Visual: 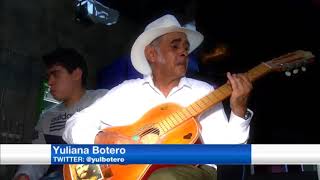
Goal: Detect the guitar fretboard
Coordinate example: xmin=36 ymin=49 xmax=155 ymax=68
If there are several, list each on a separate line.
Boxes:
xmin=153 ymin=63 xmax=272 ymax=136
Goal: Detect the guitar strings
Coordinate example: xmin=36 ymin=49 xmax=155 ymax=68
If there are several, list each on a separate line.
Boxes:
xmin=135 ymin=109 xmax=193 ymax=139
xmin=134 ymin=65 xmax=262 ymax=140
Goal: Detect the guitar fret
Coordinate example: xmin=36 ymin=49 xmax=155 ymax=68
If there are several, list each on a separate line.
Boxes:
xmin=249 ymin=65 xmax=267 ymax=80
xmin=160 ymin=122 xmax=169 ymax=132
xmin=190 ymin=104 xmax=201 ymax=114
xmin=197 ymin=99 xmax=207 ymax=108
xmin=220 ymin=85 xmax=231 ymax=95
xmin=201 ymin=96 xmax=211 ymax=105
xmin=176 ymin=111 xmax=184 ymax=121
xmin=154 ymin=124 xmax=165 ymax=135
xmin=225 ymin=84 xmax=232 ymax=91
xmin=172 ymin=112 xmax=183 ymax=122
xmin=206 ymin=93 xmax=217 ymax=102
xmin=195 ymin=102 xmax=204 ymax=111
xmin=162 ymin=119 xmax=172 ymax=129
xmin=170 ymin=114 xmax=181 ymax=125
xmin=168 ymin=115 xmax=179 ymax=125
xmin=158 ymin=121 xmax=168 ymax=132
xmin=257 ymin=65 xmax=268 ymax=72
xmin=182 ymin=108 xmax=192 ymax=118
xmin=262 ymin=65 xmax=271 ymax=72
xmin=176 ymin=110 xmax=186 ymax=120
xmin=194 ymin=102 xmax=203 ymax=110
xmin=216 ymin=88 xmax=227 ymax=97
xmin=198 ymin=99 xmax=209 ymax=110
xmin=213 ymin=90 xmax=224 ymax=100
xmin=186 ymin=105 xmax=197 ymax=116
xmin=248 ymin=69 xmax=261 ymax=81
xmin=254 ymin=66 xmax=264 ymax=74
xmin=247 ymin=70 xmax=256 ymax=80
xmin=166 ymin=117 xmax=175 ymax=128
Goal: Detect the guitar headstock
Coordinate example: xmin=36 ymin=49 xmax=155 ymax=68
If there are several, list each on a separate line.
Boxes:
xmin=264 ymin=50 xmax=315 ymax=76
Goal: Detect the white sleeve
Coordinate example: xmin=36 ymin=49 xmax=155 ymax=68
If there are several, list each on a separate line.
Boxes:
xmin=63 ymin=82 xmax=133 ymax=144
xmin=63 ymin=91 xmax=113 ymax=144
xmin=227 ymin=109 xmax=253 ymax=144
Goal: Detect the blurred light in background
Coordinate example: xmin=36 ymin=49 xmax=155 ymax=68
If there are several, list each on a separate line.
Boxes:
xmin=75 ymin=0 xmax=119 ymax=26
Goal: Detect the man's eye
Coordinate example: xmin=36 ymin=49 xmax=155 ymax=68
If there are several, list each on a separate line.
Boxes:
xmin=172 ymin=45 xmax=178 ymax=49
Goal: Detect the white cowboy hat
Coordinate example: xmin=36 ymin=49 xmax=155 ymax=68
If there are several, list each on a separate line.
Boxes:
xmin=130 ymin=14 xmax=204 ymax=75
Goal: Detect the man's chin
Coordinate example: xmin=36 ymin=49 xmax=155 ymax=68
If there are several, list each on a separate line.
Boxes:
xmin=177 ymin=69 xmax=187 ymax=77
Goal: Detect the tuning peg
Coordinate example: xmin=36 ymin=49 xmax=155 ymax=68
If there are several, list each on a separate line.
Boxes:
xmin=301 ymin=66 xmax=306 ymax=72
xmin=293 ymin=69 xmax=299 ymax=74
xmin=285 ymin=71 xmax=292 ymax=77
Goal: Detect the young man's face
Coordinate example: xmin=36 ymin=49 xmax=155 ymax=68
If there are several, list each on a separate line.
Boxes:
xmin=46 ymin=65 xmax=77 ymax=101
xmin=153 ymin=32 xmax=190 ymax=79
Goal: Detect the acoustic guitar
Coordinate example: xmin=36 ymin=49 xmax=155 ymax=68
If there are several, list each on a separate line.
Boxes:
xmin=63 ymin=50 xmax=315 ymax=180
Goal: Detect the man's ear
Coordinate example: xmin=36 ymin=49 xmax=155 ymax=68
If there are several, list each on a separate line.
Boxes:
xmin=72 ymin=68 xmax=83 ymax=81
xmin=145 ymin=45 xmax=157 ymax=63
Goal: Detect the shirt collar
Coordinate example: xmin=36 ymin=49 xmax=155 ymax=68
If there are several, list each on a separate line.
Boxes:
xmin=142 ymin=75 xmax=192 ymax=89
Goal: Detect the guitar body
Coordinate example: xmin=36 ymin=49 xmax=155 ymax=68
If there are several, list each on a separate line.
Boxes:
xmin=63 ymin=103 xmax=201 ymax=180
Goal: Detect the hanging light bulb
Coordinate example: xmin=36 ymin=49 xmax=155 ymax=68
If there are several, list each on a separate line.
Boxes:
xmin=285 ymin=71 xmax=292 ymax=77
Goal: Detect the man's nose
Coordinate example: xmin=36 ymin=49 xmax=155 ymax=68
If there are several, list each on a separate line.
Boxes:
xmin=180 ymin=48 xmax=188 ymax=57
xmin=47 ymin=76 xmax=54 ymax=86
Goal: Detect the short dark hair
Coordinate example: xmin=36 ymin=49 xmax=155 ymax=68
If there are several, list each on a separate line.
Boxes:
xmin=42 ymin=48 xmax=88 ymax=87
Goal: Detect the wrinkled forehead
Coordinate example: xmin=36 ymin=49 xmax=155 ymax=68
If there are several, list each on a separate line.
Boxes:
xmin=162 ymin=31 xmax=188 ymax=41
xmin=166 ymin=32 xmax=190 ymax=46
xmin=158 ymin=32 xmax=190 ymax=47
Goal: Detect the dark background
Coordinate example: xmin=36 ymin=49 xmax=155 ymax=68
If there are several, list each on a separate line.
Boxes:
xmin=107 ymin=0 xmax=320 ymax=144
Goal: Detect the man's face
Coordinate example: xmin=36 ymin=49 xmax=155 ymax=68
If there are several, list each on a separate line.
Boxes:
xmin=46 ymin=65 xmax=75 ymax=101
xmin=153 ymin=32 xmax=190 ymax=79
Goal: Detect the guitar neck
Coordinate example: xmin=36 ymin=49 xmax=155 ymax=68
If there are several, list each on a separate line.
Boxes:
xmin=154 ymin=63 xmax=273 ymax=135
xmin=183 ymin=62 xmax=272 ymax=118
xmin=155 ymin=63 xmax=272 ymax=135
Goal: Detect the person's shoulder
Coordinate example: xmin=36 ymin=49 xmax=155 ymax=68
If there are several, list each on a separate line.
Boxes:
xmin=121 ymin=78 xmax=144 ymax=86
xmin=37 ymin=103 xmax=62 ymax=125
xmin=96 ymin=78 xmax=143 ymax=97
xmin=41 ymin=103 xmax=62 ymax=114
xmin=110 ymin=78 xmax=143 ymax=91
xmin=185 ymin=77 xmax=214 ymax=91
xmin=86 ymin=89 xmax=109 ymax=98
xmin=79 ymin=89 xmax=109 ymax=106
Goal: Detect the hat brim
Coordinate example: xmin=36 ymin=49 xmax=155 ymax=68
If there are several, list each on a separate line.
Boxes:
xmin=131 ymin=26 xmax=204 ymax=75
